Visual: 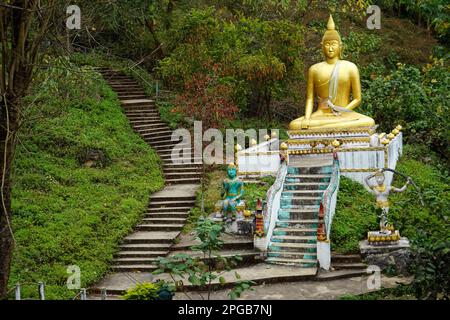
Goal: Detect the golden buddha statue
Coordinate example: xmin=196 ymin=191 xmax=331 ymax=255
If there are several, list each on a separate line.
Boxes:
xmin=289 ymin=15 xmax=375 ymax=130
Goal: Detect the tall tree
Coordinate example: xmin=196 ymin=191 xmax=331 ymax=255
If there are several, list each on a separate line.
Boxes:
xmin=0 ymin=0 xmax=58 ymax=299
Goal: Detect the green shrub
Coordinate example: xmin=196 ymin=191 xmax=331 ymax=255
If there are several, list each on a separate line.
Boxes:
xmin=122 ymin=281 xmax=174 ymax=300
xmin=361 ymin=59 xmax=450 ymax=162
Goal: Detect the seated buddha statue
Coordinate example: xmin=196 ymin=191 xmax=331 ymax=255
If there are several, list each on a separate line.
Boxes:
xmin=289 ymin=15 xmax=375 ymax=130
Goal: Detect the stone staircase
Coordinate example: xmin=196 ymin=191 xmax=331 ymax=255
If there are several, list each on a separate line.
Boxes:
xmin=266 ymin=157 xmax=334 ymax=267
xmin=96 ymin=68 xmax=202 ymax=274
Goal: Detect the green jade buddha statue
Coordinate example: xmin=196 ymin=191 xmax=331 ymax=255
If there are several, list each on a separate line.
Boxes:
xmin=221 ymin=163 xmax=244 ymax=222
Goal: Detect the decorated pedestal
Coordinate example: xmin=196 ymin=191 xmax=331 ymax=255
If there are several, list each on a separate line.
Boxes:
xmin=212 ymin=201 xmax=254 ymax=235
xmin=287 ymin=125 xmax=403 ymax=188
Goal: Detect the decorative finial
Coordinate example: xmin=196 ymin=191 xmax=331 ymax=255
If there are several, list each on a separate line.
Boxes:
xmin=280 ymin=142 xmax=288 ymax=150
xmin=327 ymin=15 xmax=336 ymax=30
xmin=322 ymin=14 xmax=341 ymax=44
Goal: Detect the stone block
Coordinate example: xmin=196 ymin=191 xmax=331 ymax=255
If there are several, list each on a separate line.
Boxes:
xmin=359 ymin=238 xmax=411 ymax=275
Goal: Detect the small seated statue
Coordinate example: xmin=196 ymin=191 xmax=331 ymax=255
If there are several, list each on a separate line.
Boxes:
xmin=220 ymin=163 xmax=244 ymax=222
xmin=289 ymin=15 xmax=375 ymax=130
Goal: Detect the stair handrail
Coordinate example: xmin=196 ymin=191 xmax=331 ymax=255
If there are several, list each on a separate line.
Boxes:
xmin=320 ymin=154 xmax=340 ymax=241
xmin=263 ymin=161 xmax=288 ymax=246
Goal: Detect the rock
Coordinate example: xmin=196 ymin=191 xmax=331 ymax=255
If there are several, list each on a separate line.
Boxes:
xmin=359 ymin=238 xmax=412 ymax=275
xmin=77 ymin=148 xmax=110 ymax=168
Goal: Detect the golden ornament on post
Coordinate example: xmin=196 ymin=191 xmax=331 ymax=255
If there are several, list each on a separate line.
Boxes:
xmin=264 ymin=134 xmax=270 ymax=141
xmin=331 ymin=139 xmax=340 ymax=148
xmin=392 ymin=128 xmax=399 ymax=135
xmin=280 ymin=142 xmax=288 ymax=150
xmin=235 ymin=144 xmax=242 ymax=152
xmin=396 ymin=125 xmax=402 ymax=131
xmin=387 ymin=133 xmax=395 ymax=140
xmin=250 ymin=138 xmax=257 ymax=147
xmin=381 ymin=138 xmax=390 ymax=145
xmin=271 ymin=131 xmax=277 ymax=138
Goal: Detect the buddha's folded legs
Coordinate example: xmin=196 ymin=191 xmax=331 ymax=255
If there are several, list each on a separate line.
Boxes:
xmin=289 ymin=112 xmax=375 ymax=130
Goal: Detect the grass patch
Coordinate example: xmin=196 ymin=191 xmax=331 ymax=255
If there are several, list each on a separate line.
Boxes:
xmin=9 ymin=56 xmax=164 ymax=299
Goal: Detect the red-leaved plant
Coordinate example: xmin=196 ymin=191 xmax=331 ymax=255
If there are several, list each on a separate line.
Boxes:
xmin=175 ymin=64 xmax=238 ymax=128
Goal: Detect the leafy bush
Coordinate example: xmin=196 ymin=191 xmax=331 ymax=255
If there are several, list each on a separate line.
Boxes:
xmin=122 ymin=281 xmax=174 ymax=300
xmin=410 ymin=231 xmax=450 ymax=300
xmin=156 ymin=7 xmax=305 ymax=118
xmin=361 ymin=58 xmax=450 ymax=162
xmin=9 ymin=56 xmax=164 ymax=299
xmin=154 ymin=217 xmax=254 ymax=300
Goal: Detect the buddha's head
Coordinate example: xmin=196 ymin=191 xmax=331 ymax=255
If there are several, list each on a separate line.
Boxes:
xmin=321 ymin=15 xmax=343 ymax=60
xmin=227 ymin=163 xmax=237 ymax=179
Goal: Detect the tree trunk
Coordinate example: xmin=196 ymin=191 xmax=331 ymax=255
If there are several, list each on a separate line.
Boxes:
xmin=0 ymin=99 xmax=17 ymax=300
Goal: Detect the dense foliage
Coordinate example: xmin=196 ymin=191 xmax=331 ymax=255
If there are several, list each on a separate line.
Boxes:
xmin=9 ymin=58 xmax=164 ymax=299
xmin=361 ymin=58 xmax=450 ymax=162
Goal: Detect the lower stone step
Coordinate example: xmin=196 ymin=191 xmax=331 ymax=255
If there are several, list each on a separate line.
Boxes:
xmin=147 ymin=206 xmax=192 ymax=213
xmin=145 ymin=212 xmax=189 ymax=219
xmin=141 ymin=217 xmax=187 ymax=224
xmin=112 ymin=265 xmax=157 ymax=272
xmin=271 ymin=235 xmax=316 ymax=243
xmin=113 ymin=257 xmax=158 ymax=265
xmin=165 ymin=177 xmax=202 ymax=184
xmin=272 ymin=228 xmax=317 ymax=236
xmin=332 ymin=263 xmax=368 ymax=270
xmin=135 ymin=224 xmax=184 ymax=231
xmin=266 ymin=257 xmax=317 ymax=267
xmin=119 ymin=243 xmax=171 ymax=251
xmin=115 ymin=251 xmax=168 ymax=258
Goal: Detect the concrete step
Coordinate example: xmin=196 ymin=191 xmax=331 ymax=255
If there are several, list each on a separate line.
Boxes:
xmin=141 ymin=217 xmax=187 ymax=224
xmin=163 ymin=162 xmax=203 ymax=169
xmin=266 ymin=257 xmax=317 ymax=267
xmin=276 ymin=219 xmax=320 ymax=225
xmin=165 ymin=177 xmax=202 ymax=184
xmin=147 ymin=206 xmax=192 ymax=213
xmin=121 ymin=99 xmax=155 ymax=105
xmin=136 ymin=224 xmax=184 ymax=231
xmin=116 ymin=251 xmax=168 ymax=258
xmin=269 ymin=242 xmax=317 ymax=250
xmin=267 ymin=251 xmax=318 ymax=260
xmin=145 ymin=212 xmax=189 ymax=218
xmin=132 ymin=123 xmax=168 ymax=129
xmin=285 ymin=174 xmax=331 ymax=183
xmin=164 ymin=172 xmax=202 ymax=179
xmin=331 ymin=254 xmax=362 ymax=264
xmin=109 ymin=81 xmax=139 ymax=86
xmin=150 ymin=194 xmax=196 ymax=202
xmin=135 ymin=128 xmax=171 ymax=136
xmin=281 ymin=197 xmax=322 ymax=206
xmin=332 ymin=263 xmax=367 ymax=270
xmin=148 ymin=200 xmax=195 ymax=208
xmin=123 ymin=231 xmax=179 ymax=244
xmin=283 ymin=182 xmax=329 ymax=190
xmin=118 ymin=95 xmax=147 ymax=100
xmin=271 ymin=235 xmax=317 ymax=243
xmin=112 ymin=265 xmax=157 ymax=272
xmin=140 ymin=132 xmax=174 ymax=140
xmin=113 ymin=257 xmax=158 ymax=265
xmin=281 ymin=190 xmax=325 ymax=196
xmin=122 ymin=105 xmax=155 ymax=112
xmin=119 ymin=243 xmax=171 ymax=251
xmin=278 ymin=209 xmax=318 ymax=220
xmin=163 ymin=166 xmax=202 ymax=173
xmin=272 ymin=228 xmax=317 ymax=236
